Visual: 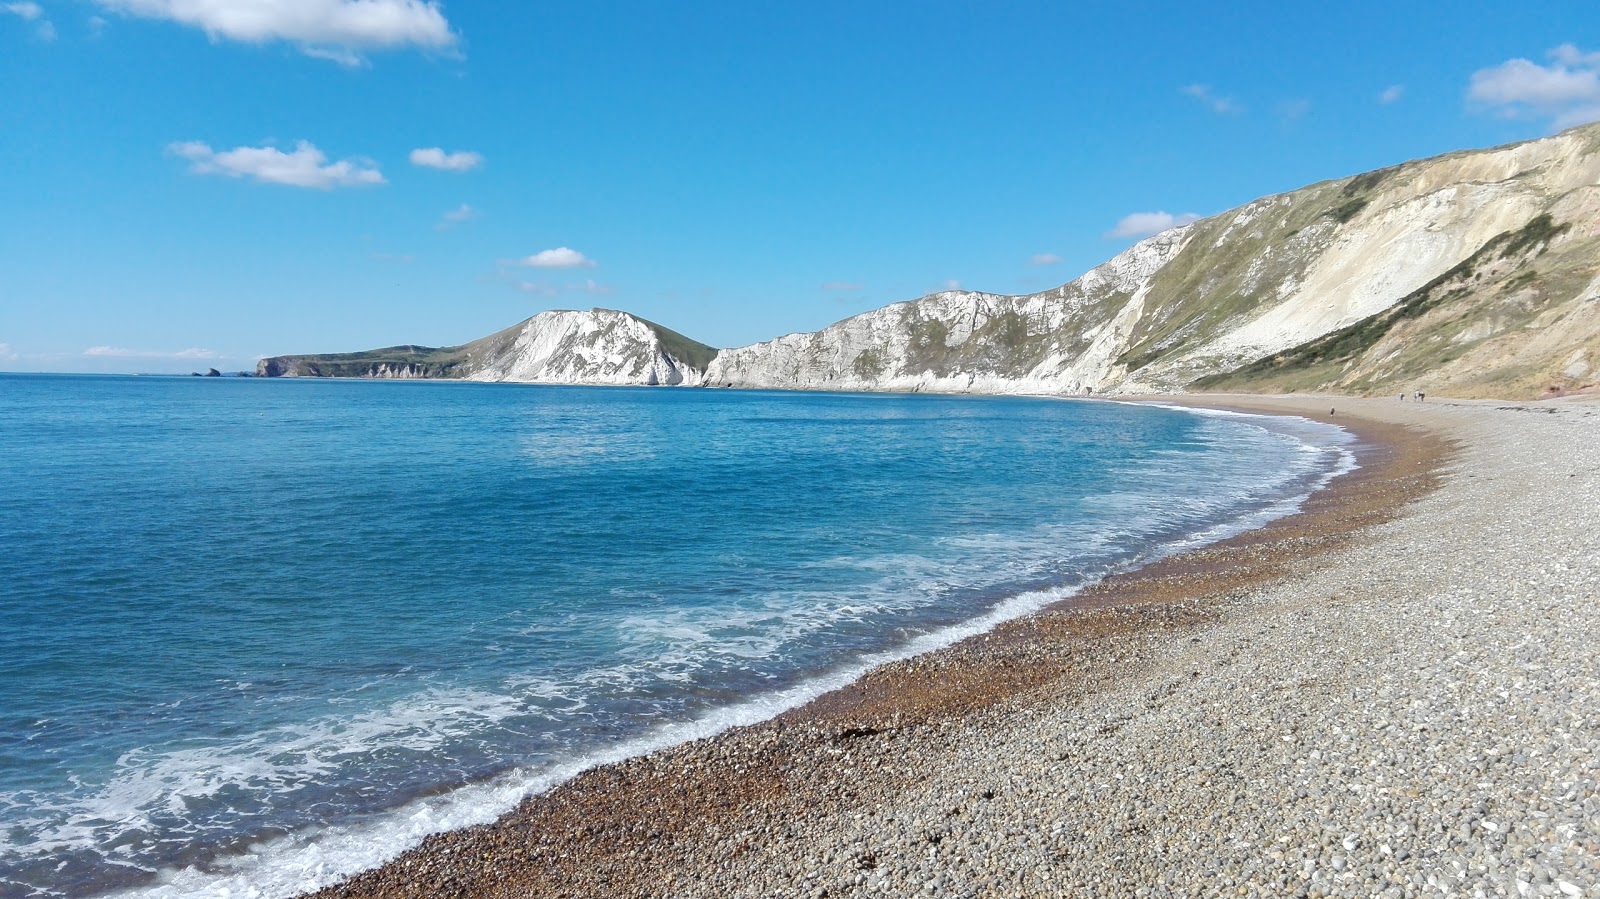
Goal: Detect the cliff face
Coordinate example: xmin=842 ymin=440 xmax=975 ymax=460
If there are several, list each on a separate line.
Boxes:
xmin=462 ymin=309 xmax=716 ymax=386
xmin=254 ymin=346 xmax=466 ymax=379
xmin=259 ymin=123 xmax=1600 ymax=399
xmin=706 ymin=122 xmax=1600 ymax=398
xmin=702 ymin=231 xmax=1188 ymax=394
xmin=256 ymin=309 xmax=716 ymax=387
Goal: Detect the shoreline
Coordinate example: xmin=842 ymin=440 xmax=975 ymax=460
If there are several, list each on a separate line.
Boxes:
xmin=303 ymin=394 xmax=1497 ymax=899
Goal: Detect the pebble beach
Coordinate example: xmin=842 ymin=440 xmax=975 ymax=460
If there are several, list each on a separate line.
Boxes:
xmin=307 ymin=394 xmax=1599 ymax=899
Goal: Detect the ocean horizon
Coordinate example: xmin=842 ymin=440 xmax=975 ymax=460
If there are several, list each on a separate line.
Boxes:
xmin=0 ymin=375 xmax=1353 ymax=899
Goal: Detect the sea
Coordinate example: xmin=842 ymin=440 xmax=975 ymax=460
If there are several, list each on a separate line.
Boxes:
xmin=0 ymin=374 xmax=1355 ymax=898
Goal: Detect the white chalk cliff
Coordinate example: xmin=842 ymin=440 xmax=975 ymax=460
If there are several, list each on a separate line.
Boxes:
xmin=257 ymin=309 xmax=716 ymax=386
xmin=260 ymin=122 xmax=1600 ymax=399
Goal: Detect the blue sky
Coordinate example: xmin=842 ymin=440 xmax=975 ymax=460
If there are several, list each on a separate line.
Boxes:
xmin=3 ymin=1 xmax=1598 ymax=373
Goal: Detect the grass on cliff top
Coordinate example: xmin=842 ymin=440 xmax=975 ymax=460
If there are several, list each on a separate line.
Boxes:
xmin=634 ymin=315 xmax=720 ymax=371
xmin=267 ymin=344 xmax=475 ymax=377
xmin=1190 ymin=214 xmax=1570 ymax=392
xmin=1115 ymin=161 xmax=1416 ymax=375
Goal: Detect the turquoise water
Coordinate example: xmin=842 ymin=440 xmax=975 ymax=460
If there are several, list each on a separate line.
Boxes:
xmin=0 ymin=375 xmax=1352 ymax=898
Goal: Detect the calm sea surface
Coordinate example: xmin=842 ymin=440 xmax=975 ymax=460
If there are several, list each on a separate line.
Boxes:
xmin=0 ymin=375 xmax=1353 ymax=898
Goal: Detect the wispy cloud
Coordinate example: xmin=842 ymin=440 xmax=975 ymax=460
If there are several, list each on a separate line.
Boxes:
xmin=436 ymin=202 xmax=476 ymax=229
xmin=1469 ymin=44 xmax=1600 ymax=130
xmin=369 ymin=252 xmax=413 ymax=263
xmin=1380 ymin=84 xmax=1405 ymax=105
xmin=1181 ymin=83 xmax=1240 ymax=115
xmin=942 ymin=279 xmax=961 ymax=291
xmin=513 ymin=278 xmax=611 ymax=297
xmin=822 ymin=281 xmax=864 ymax=290
xmin=1276 ymin=98 xmax=1310 ymax=122
xmin=1028 ymin=253 xmax=1062 ymax=265
xmin=518 ymin=278 xmax=563 ymax=295
xmin=94 ymin=0 xmax=457 ymax=64
xmin=410 ymin=147 xmax=483 ymax=171
xmin=169 ymin=140 xmax=385 ymax=189
xmin=84 ymin=345 xmax=221 ymax=359
xmin=514 ymin=280 xmax=557 ymax=297
xmin=4 ymin=1 xmax=56 ymax=39
xmin=1107 ymin=211 xmax=1201 ymax=240
xmin=0 ymin=342 xmax=16 ymax=361
xmin=517 ymin=247 xmax=597 ymax=268
xmin=301 ymin=44 xmax=364 ymax=66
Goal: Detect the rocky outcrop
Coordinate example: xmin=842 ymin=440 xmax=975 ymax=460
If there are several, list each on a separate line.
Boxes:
xmin=705 ymin=121 xmax=1600 ymax=398
xmin=463 ymin=309 xmax=715 ymax=386
xmin=259 ymin=123 xmax=1600 ymax=399
xmin=702 ymin=229 xmax=1189 ymax=394
xmin=256 ymin=310 xmax=716 ymax=387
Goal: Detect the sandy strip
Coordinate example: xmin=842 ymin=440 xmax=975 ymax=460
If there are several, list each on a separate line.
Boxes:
xmin=305 ymin=394 xmax=1599 ymax=899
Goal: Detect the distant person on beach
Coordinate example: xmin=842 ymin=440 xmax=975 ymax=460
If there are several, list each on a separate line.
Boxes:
xmin=1399 ymin=393 xmax=1406 ymax=401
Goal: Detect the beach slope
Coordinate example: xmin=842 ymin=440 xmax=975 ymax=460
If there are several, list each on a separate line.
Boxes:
xmin=308 ymin=395 xmax=1599 ymax=898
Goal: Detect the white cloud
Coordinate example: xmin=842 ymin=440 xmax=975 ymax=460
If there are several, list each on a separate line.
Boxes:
xmin=410 ymin=147 xmax=483 ymax=171
xmin=1469 ymin=45 xmax=1600 ymax=130
xmin=1181 ymin=83 xmax=1240 ymax=114
xmin=1380 ymin=84 xmax=1405 ymax=104
xmin=1552 ymin=44 xmax=1600 ymax=67
xmin=822 ymin=281 xmax=864 ymax=290
xmin=5 ymin=2 xmax=54 ymax=39
xmin=169 ymin=140 xmax=385 ymax=189
xmin=580 ymin=279 xmax=612 ymax=296
xmin=436 ymin=202 xmax=476 ymax=229
xmin=942 ymin=279 xmax=961 ymax=291
xmin=95 ymin=0 xmax=456 ymax=63
xmin=1028 ymin=253 xmax=1062 ymax=265
xmin=0 ymin=342 xmax=15 ymax=361
xmin=518 ymin=247 xmax=596 ymax=268
xmin=1107 ymin=211 xmax=1201 ymax=240
xmin=84 ymin=346 xmax=221 ymax=359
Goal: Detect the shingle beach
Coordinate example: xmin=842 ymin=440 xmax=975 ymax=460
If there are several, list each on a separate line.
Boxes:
xmin=308 ymin=394 xmax=1599 ymax=899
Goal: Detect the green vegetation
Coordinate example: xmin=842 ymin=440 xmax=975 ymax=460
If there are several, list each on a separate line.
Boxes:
xmin=633 ymin=314 xmax=720 ymax=371
xmin=259 ymin=344 xmax=473 ymax=378
xmin=978 ymin=309 xmax=1031 ymax=349
xmin=1316 ymin=164 xmax=1397 ymax=227
xmin=261 ymin=309 xmax=722 ymax=380
xmin=1503 ymin=270 xmax=1539 ymax=291
xmin=901 ymin=313 xmax=953 ymax=373
xmin=1502 ymin=213 xmax=1570 ymax=257
xmin=852 ymin=347 xmax=885 ymax=379
xmin=1110 ymin=186 xmax=1365 ymax=373
xmin=1341 ymin=165 xmax=1397 ymax=198
xmin=1191 ymin=214 xmax=1570 ymax=391
xmin=1326 ymin=198 xmax=1368 ymax=224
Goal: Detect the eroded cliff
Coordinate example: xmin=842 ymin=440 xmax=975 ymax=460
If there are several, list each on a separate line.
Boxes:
xmin=259 ymin=123 xmax=1600 ymax=399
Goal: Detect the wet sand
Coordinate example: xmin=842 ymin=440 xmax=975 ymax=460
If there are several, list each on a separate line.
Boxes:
xmin=303 ymin=394 xmax=1598 ymax=898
